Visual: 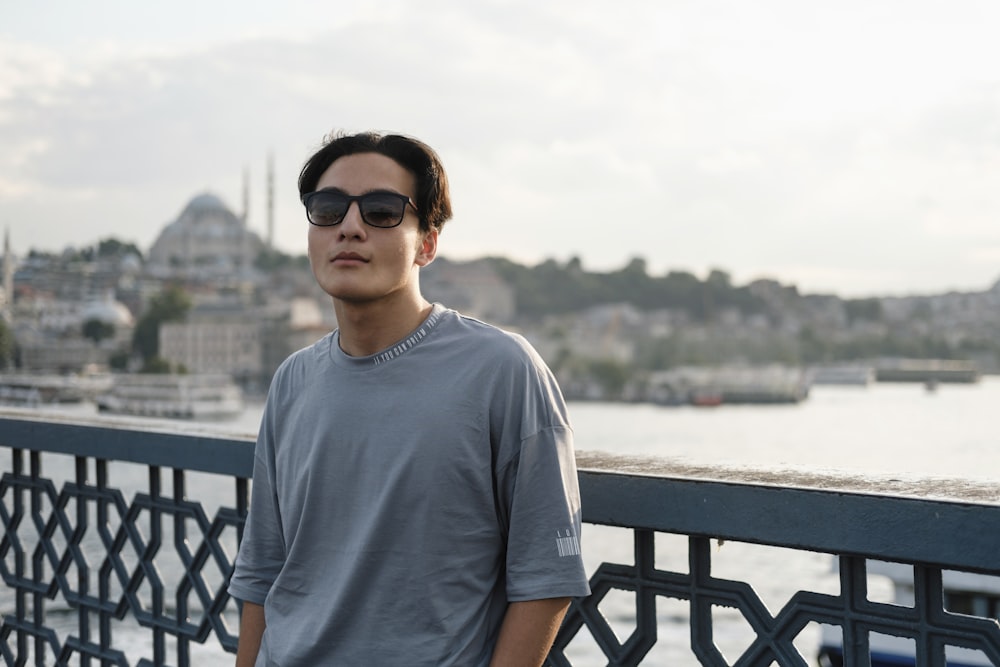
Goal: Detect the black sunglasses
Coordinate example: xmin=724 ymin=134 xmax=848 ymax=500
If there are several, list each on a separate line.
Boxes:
xmin=301 ymin=190 xmax=418 ymax=229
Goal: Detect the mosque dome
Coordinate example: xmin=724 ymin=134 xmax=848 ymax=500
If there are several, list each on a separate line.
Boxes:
xmin=147 ymin=191 xmax=264 ymax=277
xmin=80 ymin=295 xmax=135 ymax=327
xmin=185 ymin=193 xmax=230 ymax=213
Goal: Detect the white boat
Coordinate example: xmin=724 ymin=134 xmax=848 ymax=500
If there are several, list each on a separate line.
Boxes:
xmin=645 ymin=365 xmax=810 ymax=406
xmin=0 ymin=373 xmax=113 ymax=406
xmin=0 ymin=383 xmax=44 ymax=407
xmin=95 ymin=374 xmax=244 ymax=420
xmin=818 ymin=560 xmax=1000 ymax=666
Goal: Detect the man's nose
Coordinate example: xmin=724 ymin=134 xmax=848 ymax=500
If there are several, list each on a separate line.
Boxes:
xmin=339 ymin=201 xmax=367 ymax=237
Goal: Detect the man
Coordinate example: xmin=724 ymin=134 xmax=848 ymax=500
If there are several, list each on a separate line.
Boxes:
xmin=228 ymin=131 xmax=590 ymax=666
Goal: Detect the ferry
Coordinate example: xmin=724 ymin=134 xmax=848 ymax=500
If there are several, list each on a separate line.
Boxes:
xmin=874 ymin=359 xmax=981 ymax=384
xmin=646 ymin=365 xmax=810 ymax=406
xmin=95 ymin=374 xmax=244 ymax=420
xmin=0 ymin=373 xmax=113 ymax=406
xmin=818 ymin=560 xmax=1000 ymax=666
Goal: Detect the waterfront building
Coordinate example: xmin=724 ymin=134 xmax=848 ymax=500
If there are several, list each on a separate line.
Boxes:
xmin=159 ymin=301 xmax=263 ymax=388
xmin=159 ymin=296 xmax=332 ymax=392
xmin=12 ymin=292 xmax=134 ymax=372
xmin=422 ymin=258 xmax=516 ymax=324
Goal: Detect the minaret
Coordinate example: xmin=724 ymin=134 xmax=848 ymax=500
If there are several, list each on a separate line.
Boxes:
xmin=242 ymin=165 xmax=250 ymax=226
xmin=3 ymin=227 xmax=14 ymax=316
xmin=241 ymin=166 xmax=250 ymax=273
xmin=267 ymin=152 xmax=275 ymax=249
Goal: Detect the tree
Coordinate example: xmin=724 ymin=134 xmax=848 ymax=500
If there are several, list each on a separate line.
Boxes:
xmin=140 ymin=356 xmax=173 ymax=374
xmin=484 ymin=255 xmax=770 ymax=320
xmin=139 ymin=357 xmax=189 ymax=374
xmin=706 ymin=268 xmax=732 ymax=288
xmin=0 ymin=318 xmax=14 ymax=369
xmin=82 ymin=318 xmax=115 ymax=345
xmin=96 ymin=237 xmax=143 ymax=260
xmin=255 ymin=248 xmax=310 ymax=271
xmin=131 ymin=286 xmax=191 ymax=364
xmin=108 ymin=350 xmax=130 ymax=371
xmin=844 ymin=298 xmax=883 ymax=324
xmin=586 ymin=358 xmax=631 ymax=400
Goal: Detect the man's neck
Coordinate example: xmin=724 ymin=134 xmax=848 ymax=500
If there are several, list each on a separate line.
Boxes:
xmin=333 ymin=294 xmax=434 ymax=358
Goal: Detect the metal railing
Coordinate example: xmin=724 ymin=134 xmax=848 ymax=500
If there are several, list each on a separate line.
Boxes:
xmin=1 ymin=412 xmax=999 ymax=666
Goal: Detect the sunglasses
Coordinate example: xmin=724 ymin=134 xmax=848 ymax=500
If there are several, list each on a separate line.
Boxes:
xmin=301 ymin=190 xmax=418 ymax=229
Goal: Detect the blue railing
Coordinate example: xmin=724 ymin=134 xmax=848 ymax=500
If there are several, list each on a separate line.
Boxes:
xmin=1 ymin=412 xmax=999 ymax=666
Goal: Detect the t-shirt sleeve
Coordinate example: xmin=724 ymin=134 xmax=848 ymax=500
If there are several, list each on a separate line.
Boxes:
xmin=497 ymin=425 xmax=591 ymax=601
xmin=228 ymin=400 xmax=286 ymax=606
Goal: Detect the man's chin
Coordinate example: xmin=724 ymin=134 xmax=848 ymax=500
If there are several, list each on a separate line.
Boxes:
xmin=317 ymin=278 xmax=370 ymax=301
xmin=324 ymin=288 xmax=379 ymax=304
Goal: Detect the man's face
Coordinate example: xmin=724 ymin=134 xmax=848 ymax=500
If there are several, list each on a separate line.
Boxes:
xmin=307 ymin=152 xmax=437 ymax=305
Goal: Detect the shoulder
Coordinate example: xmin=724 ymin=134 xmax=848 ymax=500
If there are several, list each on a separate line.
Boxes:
xmin=434 ymin=308 xmax=544 ymax=367
xmin=268 ymin=332 xmax=333 ymax=394
xmin=431 ymin=310 xmax=560 ymax=405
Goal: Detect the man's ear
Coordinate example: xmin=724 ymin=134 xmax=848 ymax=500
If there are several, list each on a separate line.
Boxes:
xmin=415 ymin=228 xmax=438 ymax=267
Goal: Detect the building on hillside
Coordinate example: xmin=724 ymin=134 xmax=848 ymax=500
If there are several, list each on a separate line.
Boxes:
xmin=422 ymin=258 xmax=516 ymax=324
xmin=159 ymin=301 xmax=263 ymax=389
xmin=13 ymin=292 xmax=135 ymax=372
xmin=159 ymin=297 xmax=333 ymax=393
xmin=12 ymin=250 xmax=142 ymax=305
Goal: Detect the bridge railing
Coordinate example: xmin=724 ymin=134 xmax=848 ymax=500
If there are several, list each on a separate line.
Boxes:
xmin=1 ymin=412 xmax=999 ymax=666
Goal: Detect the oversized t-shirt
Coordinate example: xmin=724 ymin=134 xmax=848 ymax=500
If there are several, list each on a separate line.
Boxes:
xmin=228 ymin=304 xmax=590 ymax=666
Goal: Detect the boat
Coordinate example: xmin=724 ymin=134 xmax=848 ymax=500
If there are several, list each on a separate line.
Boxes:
xmin=0 ymin=383 xmax=44 ymax=407
xmin=645 ymin=365 xmax=810 ymax=406
xmin=689 ymin=388 xmax=724 ymax=407
xmin=0 ymin=373 xmax=112 ymax=406
xmin=95 ymin=374 xmax=244 ymax=420
xmin=818 ymin=560 xmax=1000 ymax=666
xmin=874 ymin=359 xmax=981 ymax=384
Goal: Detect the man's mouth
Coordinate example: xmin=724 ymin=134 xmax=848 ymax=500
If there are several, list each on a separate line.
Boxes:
xmin=333 ymin=252 xmax=368 ymax=263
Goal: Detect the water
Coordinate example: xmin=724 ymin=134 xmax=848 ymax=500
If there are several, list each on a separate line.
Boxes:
xmin=2 ymin=378 xmax=997 ymax=664
xmin=571 ymin=378 xmax=997 ymax=482
xmin=563 ymin=379 xmax=999 ymax=664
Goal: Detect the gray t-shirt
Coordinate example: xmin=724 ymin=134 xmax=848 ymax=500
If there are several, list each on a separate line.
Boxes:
xmin=228 ymin=304 xmax=590 ymax=666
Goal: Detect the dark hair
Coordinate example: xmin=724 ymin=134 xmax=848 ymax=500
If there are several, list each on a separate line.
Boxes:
xmin=298 ymin=131 xmax=453 ymax=232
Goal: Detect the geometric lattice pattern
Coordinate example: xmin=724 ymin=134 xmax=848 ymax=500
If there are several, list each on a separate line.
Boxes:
xmin=5 ymin=442 xmax=1000 ymax=666
xmin=0 ymin=448 xmax=247 ymax=667
xmin=547 ymin=530 xmax=1000 ymax=666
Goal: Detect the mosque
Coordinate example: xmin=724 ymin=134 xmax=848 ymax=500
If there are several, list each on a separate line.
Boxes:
xmin=0 ymin=159 xmax=291 ymax=375
xmin=147 ymin=156 xmax=275 ymax=281
xmin=146 ymin=192 xmax=265 ymax=281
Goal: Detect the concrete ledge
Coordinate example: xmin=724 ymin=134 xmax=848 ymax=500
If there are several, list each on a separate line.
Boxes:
xmin=576 ymin=449 xmax=1000 ymax=505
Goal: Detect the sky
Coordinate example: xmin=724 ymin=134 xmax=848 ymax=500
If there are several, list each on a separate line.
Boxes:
xmin=2 ymin=0 xmax=999 ymax=297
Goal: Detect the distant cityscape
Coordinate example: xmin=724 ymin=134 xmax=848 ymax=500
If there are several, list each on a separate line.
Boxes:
xmin=1 ymin=189 xmax=998 ymax=403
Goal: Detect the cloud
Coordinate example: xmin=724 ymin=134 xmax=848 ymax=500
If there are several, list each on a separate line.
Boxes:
xmin=2 ymin=0 xmax=1000 ymax=297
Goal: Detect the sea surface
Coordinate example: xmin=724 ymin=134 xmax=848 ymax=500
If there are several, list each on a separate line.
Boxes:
xmin=2 ymin=378 xmax=998 ymax=665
